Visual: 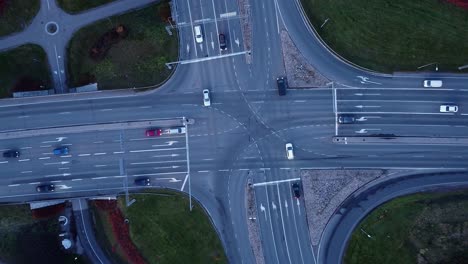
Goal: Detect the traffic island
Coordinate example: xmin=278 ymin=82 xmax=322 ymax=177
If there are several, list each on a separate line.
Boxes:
xmin=333 ymin=136 xmax=468 ymax=145
xmin=246 ymin=179 xmax=265 ymax=264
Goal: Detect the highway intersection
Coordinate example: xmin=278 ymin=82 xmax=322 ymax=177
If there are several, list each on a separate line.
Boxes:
xmin=0 ymin=0 xmax=468 ymax=263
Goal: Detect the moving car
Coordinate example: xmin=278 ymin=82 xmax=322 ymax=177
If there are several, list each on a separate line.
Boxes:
xmin=166 ymin=127 xmax=186 ymax=134
xmin=3 ymin=150 xmax=20 ymax=158
xmin=53 ymin=146 xmax=69 ymax=155
xmin=194 ymin=25 xmax=203 ymax=43
xmin=146 ymin=128 xmax=162 ymax=137
xmin=423 ymin=79 xmax=443 ymax=88
xmin=291 ymin=182 xmax=301 ymax=199
xmin=203 ymin=89 xmax=211 ymax=106
xmin=219 ymin=33 xmax=227 ymax=50
xmin=440 ymin=104 xmax=458 ymax=113
xmin=285 ymin=143 xmax=294 ymax=160
xmin=134 ymin=177 xmax=151 ymax=186
xmin=338 ymin=115 xmax=355 ymax=124
xmin=277 ymin=76 xmax=287 ymax=96
xmin=36 ymin=184 xmax=55 ymax=193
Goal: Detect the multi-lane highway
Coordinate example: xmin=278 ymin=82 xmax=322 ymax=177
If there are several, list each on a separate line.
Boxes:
xmin=0 ymin=0 xmax=467 ymax=263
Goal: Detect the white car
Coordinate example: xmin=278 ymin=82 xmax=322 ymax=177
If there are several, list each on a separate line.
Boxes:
xmin=194 ymin=25 xmax=203 ymax=43
xmin=423 ymin=80 xmax=442 ymax=88
xmin=285 ymin=143 xmax=294 ymax=160
xmin=440 ymin=104 xmax=458 ymax=113
xmin=203 ymin=89 xmax=211 ymax=106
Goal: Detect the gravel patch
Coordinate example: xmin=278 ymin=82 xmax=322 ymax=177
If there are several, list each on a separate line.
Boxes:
xmin=238 ymin=0 xmax=252 ymax=64
xmin=301 ymin=169 xmax=387 ymax=246
xmin=245 ymin=181 xmax=265 ymax=264
xmin=280 ymin=30 xmax=330 ymax=88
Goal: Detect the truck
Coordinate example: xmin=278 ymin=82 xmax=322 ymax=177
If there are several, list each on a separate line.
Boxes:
xmin=164 ymin=127 xmax=186 ymax=135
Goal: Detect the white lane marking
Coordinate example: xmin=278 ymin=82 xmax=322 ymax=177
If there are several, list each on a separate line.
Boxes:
xmin=152 ymin=154 xmax=180 ymax=158
xmin=59 ymin=168 xmax=70 ymax=170
xmin=21 ymin=171 xmax=33 ymax=174
xmin=133 ymin=171 xmax=187 ymax=177
xmin=20 ymin=147 xmax=32 ymax=150
xmin=93 ymin=141 xmax=104 ymax=144
xmin=8 ymin=184 xmax=20 ymax=187
xmin=294 ymin=100 xmax=306 ymax=103
xmin=42 ymin=153 xmax=54 ymax=155
xmin=39 ymin=157 xmax=50 ymax=160
xmin=198 ymin=170 xmax=209 ymax=173
xmin=253 ymin=178 xmax=301 ymax=187
xmin=59 ymin=112 xmax=71 ymax=115
xmin=95 ymin=165 xmax=107 ymax=168
xmin=99 ymin=109 xmax=112 ymax=112
xmin=0 ymin=161 xmax=8 ymax=164
xmin=238 ymin=168 xmax=249 ymax=171
xmin=130 ymin=160 xmax=186 ymax=165
xmin=60 ymin=155 xmax=72 ymax=158
xmin=218 ymin=169 xmax=229 ymax=172
xmin=203 ymin=158 xmax=214 ymax=161
xmin=276 ymin=184 xmax=292 ymax=264
xmin=45 ymin=173 xmax=71 ymax=177
xmin=40 ymin=145 xmax=52 ymax=148
xmin=18 ymin=115 xmax=30 ymax=119
xmin=92 ymin=177 xmax=108 ymax=180
xmin=181 ymin=174 xmax=189 ymax=191
xmin=130 ymin=147 xmax=186 ymax=153
xmin=94 ymin=153 xmax=106 ymax=156
xmin=280 ymin=168 xmax=291 ymax=170
xmin=29 ymin=182 xmax=40 ymax=185
xmin=113 ymin=176 xmax=126 ymax=178
xmin=44 ymin=161 xmax=69 ymax=165
xmin=154 ymin=166 xmax=180 ymax=169
xmin=340 ymin=111 xmax=453 ymax=115
xmin=113 ymin=151 xmax=125 ymax=154
xmin=78 ymin=154 xmax=91 ymax=157
xmin=18 ymin=159 xmax=30 ymax=162
xmin=51 ymin=180 xmax=62 ymax=183
xmin=71 ymin=179 xmax=82 ymax=181
xmin=139 ymin=106 xmax=152 ymax=109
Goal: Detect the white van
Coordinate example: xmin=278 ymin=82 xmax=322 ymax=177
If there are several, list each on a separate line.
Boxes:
xmin=423 ymin=80 xmax=442 ymax=87
xmin=194 ymin=25 xmax=203 ymax=43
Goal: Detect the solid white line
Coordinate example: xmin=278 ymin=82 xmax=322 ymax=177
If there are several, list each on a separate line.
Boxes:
xmin=78 ymin=154 xmax=91 ymax=157
xmin=253 ymin=178 xmax=301 ymax=187
xmin=78 ymin=199 xmax=105 ymax=264
xmin=0 ymin=161 xmax=8 ymax=164
xmin=340 ymin=99 xmax=449 ymax=103
xmin=8 ymin=184 xmax=20 ymax=187
xmin=263 ymin=183 xmax=281 ymax=264
xmin=133 ymin=171 xmax=187 ymax=177
xmin=130 ymin=160 xmax=186 ymax=165
xmin=339 ymin=111 xmax=452 ymax=115
xmin=113 ymin=176 xmax=125 ymax=178
xmin=92 ymin=177 xmax=108 ymax=180
xmin=181 ymin=174 xmax=189 ymax=191
xmin=130 ymin=147 xmax=186 ymax=153
xmin=276 ymin=184 xmax=292 ymax=264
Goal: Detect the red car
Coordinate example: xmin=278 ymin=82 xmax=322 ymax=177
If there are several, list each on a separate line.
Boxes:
xmin=145 ymin=129 xmax=162 ymax=137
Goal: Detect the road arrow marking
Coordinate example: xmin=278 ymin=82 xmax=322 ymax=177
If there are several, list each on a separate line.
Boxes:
xmin=356 ymin=128 xmax=381 ymax=134
xmin=284 ymin=200 xmax=289 ymax=217
xmin=57 ymin=185 xmax=72 ymax=190
xmin=211 ymin=32 xmax=214 ymax=50
xmin=156 ymin=177 xmax=181 ymax=183
xmin=260 ymin=204 xmax=267 ymax=219
xmin=186 ymin=43 xmax=190 ymax=54
xmin=296 ymin=199 xmax=301 ymax=215
xmin=356 ymin=117 xmax=367 ymax=122
xmin=272 ymin=201 xmax=277 ymax=210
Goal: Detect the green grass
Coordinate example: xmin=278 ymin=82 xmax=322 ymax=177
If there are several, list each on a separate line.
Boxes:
xmin=344 ymin=190 xmax=468 ymax=264
xmin=0 ymin=44 xmax=51 ymax=98
xmin=0 ymin=204 xmax=89 ymax=264
xmin=0 ymin=0 xmax=40 ymax=36
xmin=56 ymin=0 xmax=116 ymax=14
xmin=301 ymin=0 xmax=468 ymax=72
xmin=92 ymin=191 xmax=227 ymax=264
xmin=66 ymin=1 xmax=177 ymax=90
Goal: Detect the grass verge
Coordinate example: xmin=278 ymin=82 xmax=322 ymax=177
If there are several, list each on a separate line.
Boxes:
xmin=0 ymin=44 xmax=51 ymax=98
xmin=301 ymin=0 xmax=468 ymax=72
xmin=66 ymin=0 xmax=177 ymax=90
xmin=344 ymin=190 xmax=468 ymax=264
xmin=0 ymin=0 xmax=40 ymax=36
xmin=56 ymin=0 xmax=116 ymax=14
xmin=0 ymin=204 xmax=88 ymax=264
xmin=91 ymin=190 xmax=227 ymax=264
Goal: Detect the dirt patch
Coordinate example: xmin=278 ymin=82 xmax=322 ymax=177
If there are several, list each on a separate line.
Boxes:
xmin=280 ymin=30 xmax=330 ymax=88
xmin=301 ymin=169 xmax=388 ymax=245
xmin=238 ymin=0 xmax=252 ymax=63
xmin=89 ymin=24 xmax=129 ymax=61
xmin=246 ymin=181 xmax=265 ymax=264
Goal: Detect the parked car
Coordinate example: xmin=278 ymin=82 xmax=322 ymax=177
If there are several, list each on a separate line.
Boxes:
xmin=194 ymin=25 xmax=203 ymax=43
xmin=277 ymin=76 xmax=287 ymax=96
xmin=135 ymin=177 xmax=151 ymax=186
xmin=440 ymin=104 xmax=458 ymax=113
xmin=146 ymin=128 xmax=162 ymax=137
xmin=423 ymin=79 xmax=442 ymax=88
xmin=203 ymin=89 xmax=211 ymax=106
xmin=166 ymin=127 xmax=187 ymax=134
xmin=36 ymin=184 xmax=55 ymax=193
xmin=285 ymin=143 xmax=294 ymax=160
xmin=3 ymin=150 xmax=20 ymax=158
xmin=53 ymin=146 xmax=69 ymax=155
xmin=338 ymin=115 xmax=356 ymax=124
xmin=219 ymin=33 xmax=227 ymax=50
xmin=291 ymin=182 xmax=301 ymax=199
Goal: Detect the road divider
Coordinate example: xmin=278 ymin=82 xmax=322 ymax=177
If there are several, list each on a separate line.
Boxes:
xmin=334 ymin=136 xmax=468 ymax=145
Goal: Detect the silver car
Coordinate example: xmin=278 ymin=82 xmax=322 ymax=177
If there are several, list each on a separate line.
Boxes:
xmin=440 ymin=104 xmax=458 ymax=113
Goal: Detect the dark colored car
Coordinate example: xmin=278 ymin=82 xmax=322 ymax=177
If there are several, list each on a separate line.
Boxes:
xmin=53 ymin=146 xmax=69 ymax=155
xmin=291 ymin=182 xmax=301 ymax=199
xmin=135 ymin=177 xmax=151 ymax=186
xmin=277 ymin=76 xmax=287 ymax=96
xmin=338 ymin=115 xmax=355 ymax=124
xmin=219 ymin=33 xmax=227 ymax=50
xmin=3 ymin=150 xmax=20 ymax=158
xmin=146 ymin=128 xmax=162 ymax=137
xmin=36 ymin=184 xmax=55 ymax=193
